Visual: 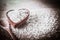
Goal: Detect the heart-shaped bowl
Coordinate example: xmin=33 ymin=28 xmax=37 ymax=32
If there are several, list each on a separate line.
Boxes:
xmin=6 ymin=9 xmax=29 ymax=27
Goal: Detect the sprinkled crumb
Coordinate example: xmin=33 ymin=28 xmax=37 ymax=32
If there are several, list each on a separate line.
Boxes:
xmin=11 ymin=8 xmax=58 ymax=40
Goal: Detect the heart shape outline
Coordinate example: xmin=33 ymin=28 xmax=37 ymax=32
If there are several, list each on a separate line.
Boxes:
xmin=6 ymin=9 xmax=29 ymax=27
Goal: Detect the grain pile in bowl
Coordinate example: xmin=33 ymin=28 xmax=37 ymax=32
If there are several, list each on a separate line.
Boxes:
xmin=8 ymin=9 xmax=29 ymax=23
xmin=7 ymin=9 xmax=29 ymax=27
